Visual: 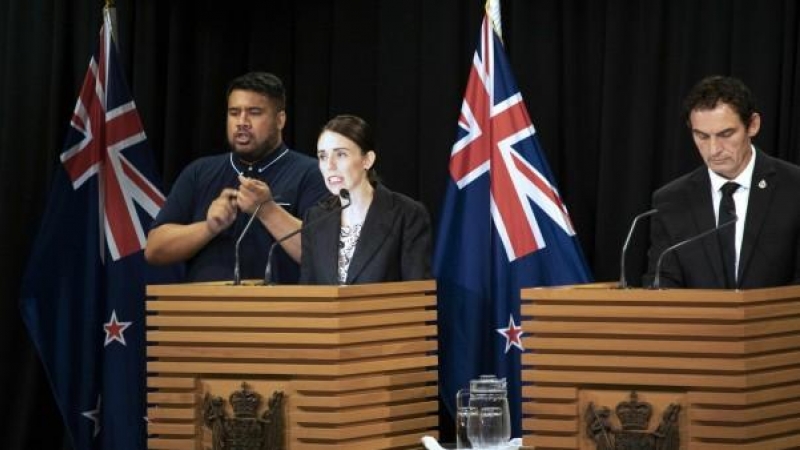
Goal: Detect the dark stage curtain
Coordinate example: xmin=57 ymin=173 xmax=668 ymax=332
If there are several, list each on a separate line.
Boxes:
xmin=2 ymin=0 xmax=800 ymax=447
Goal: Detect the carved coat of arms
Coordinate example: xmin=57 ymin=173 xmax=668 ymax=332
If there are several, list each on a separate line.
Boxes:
xmin=585 ymin=391 xmax=680 ymax=450
xmin=203 ymin=383 xmax=285 ymax=450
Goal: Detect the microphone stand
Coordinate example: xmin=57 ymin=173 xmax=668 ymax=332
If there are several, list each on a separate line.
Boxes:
xmin=263 ymin=189 xmax=351 ymax=285
xmin=618 ymin=208 xmax=658 ymax=289
xmin=652 ymin=216 xmax=737 ymax=289
xmin=233 ymin=202 xmax=264 ymax=286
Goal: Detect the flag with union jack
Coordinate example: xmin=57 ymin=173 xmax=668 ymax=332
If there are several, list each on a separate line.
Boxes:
xmin=433 ymin=7 xmax=592 ymax=437
xmin=20 ymin=8 xmax=179 ymax=450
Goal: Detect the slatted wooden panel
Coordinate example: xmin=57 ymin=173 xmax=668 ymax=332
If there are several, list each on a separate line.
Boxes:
xmin=146 ymin=280 xmax=438 ymax=450
xmin=521 ymin=284 xmax=800 ymax=450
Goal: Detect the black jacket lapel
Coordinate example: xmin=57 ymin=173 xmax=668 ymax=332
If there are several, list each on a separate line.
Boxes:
xmin=688 ymin=169 xmax=728 ymax=287
xmin=316 ymin=205 xmax=344 ymax=284
xmin=345 ymin=186 xmax=394 ymax=283
xmin=738 ymin=151 xmax=777 ymax=285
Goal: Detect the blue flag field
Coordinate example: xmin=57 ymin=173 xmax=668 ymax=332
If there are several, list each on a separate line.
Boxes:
xmin=20 ymin=10 xmax=179 ymax=450
xmin=433 ymin=9 xmax=593 ymax=438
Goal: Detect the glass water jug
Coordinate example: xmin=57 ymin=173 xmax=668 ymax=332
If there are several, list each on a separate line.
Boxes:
xmin=462 ymin=374 xmax=511 ymax=448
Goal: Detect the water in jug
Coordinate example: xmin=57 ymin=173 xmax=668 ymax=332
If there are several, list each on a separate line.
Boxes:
xmin=456 ymin=375 xmax=511 ymax=448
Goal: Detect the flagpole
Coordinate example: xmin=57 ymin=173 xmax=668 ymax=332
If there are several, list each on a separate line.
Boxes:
xmin=20 ymin=0 xmax=181 ymax=446
xmin=435 ymin=0 xmax=593 ymax=439
xmin=104 ymin=0 xmax=118 ymax=46
xmin=486 ymin=0 xmax=502 ymax=41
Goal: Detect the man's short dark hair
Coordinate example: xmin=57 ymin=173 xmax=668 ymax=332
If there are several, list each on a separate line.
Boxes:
xmin=226 ymin=72 xmax=286 ymax=111
xmin=683 ymin=75 xmax=757 ymax=127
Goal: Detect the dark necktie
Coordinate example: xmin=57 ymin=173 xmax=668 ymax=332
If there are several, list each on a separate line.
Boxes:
xmin=719 ymin=181 xmax=739 ymax=288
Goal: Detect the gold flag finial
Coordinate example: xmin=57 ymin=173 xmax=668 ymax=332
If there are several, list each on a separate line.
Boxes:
xmin=103 ymin=0 xmax=118 ymax=48
xmin=485 ymin=0 xmax=502 ymax=40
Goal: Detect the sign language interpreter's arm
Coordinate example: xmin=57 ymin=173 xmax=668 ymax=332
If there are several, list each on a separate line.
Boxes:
xmin=145 ymin=188 xmax=239 ymax=265
xmin=236 ymin=175 xmax=303 ymax=262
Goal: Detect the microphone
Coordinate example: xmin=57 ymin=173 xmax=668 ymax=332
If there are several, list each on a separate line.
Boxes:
xmin=652 ymin=216 xmax=737 ymax=289
xmin=263 ymin=189 xmax=351 ymax=285
xmin=233 ymin=202 xmax=264 ymax=285
xmin=232 ymin=171 xmax=270 ymax=285
xmin=618 ymin=208 xmax=658 ymax=289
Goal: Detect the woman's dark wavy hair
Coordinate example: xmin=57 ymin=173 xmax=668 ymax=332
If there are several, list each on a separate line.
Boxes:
xmin=321 ymin=114 xmax=380 ymax=186
xmin=682 ymin=75 xmax=757 ymax=127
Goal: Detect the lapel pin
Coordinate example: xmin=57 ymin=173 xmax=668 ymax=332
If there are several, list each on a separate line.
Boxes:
xmin=758 ymin=179 xmax=767 ymax=189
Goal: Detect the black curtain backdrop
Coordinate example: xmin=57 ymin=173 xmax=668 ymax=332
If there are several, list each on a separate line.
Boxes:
xmin=3 ymin=0 xmax=800 ymax=447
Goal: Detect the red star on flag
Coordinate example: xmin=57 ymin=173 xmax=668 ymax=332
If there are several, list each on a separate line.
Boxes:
xmin=496 ymin=314 xmax=525 ymax=353
xmin=103 ymin=310 xmax=132 ymax=347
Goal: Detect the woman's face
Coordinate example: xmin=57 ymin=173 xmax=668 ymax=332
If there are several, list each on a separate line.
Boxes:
xmin=317 ymin=130 xmax=375 ymax=195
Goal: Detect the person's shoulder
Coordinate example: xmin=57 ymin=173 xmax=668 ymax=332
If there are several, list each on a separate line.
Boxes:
xmin=284 ymin=147 xmax=318 ymax=165
xmin=282 ymin=147 xmax=326 ymax=191
xmin=653 ymin=166 xmax=706 ymax=199
xmin=183 ymin=153 xmax=229 ymax=171
xmin=282 ymin=147 xmax=324 ymax=179
xmin=170 ymin=153 xmax=228 ymax=185
xmin=376 ymin=185 xmax=428 ymax=213
xmin=304 ymin=193 xmax=337 ymax=217
xmin=762 ymin=151 xmax=800 ymax=177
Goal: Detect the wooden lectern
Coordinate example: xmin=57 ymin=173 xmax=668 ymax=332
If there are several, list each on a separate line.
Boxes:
xmin=521 ymin=283 xmax=800 ymax=450
xmin=145 ymin=280 xmax=438 ymax=450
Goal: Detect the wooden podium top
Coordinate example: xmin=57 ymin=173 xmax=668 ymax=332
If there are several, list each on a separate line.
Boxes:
xmin=146 ymin=278 xmax=439 ymax=450
xmin=522 ymin=281 xmax=800 ymax=304
xmin=147 ymin=279 xmax=436 ymax=299
xmin=521 ymin=281 xmax=800 ymax=449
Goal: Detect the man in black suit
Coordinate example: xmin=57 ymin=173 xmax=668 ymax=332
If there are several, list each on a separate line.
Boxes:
xmin=645 ymin=75 xmax=800 ymax=289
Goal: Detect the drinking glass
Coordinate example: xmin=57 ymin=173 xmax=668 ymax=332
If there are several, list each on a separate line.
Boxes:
xmin=466 ymin=407 xmax=482 ymax=448
xmin=456 ymin=406 xmax=478 ymax=448
xmin=479 ymin=406 xmax=505 ymax=449
xmin=456 ymin=389 xmax=473 ymax=448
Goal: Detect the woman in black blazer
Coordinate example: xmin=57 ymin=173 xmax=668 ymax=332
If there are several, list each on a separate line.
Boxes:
xmin=299 ymin=115 xmax=432 ymax=285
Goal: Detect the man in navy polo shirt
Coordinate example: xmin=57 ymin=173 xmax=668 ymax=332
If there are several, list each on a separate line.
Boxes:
xmin=145 ymin=72 xmax=328 ymax=282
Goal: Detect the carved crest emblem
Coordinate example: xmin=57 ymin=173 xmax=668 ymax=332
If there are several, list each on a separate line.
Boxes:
xmin=585 ymin=391 xmax=680 ymax=450
xmin=203 ymin=382 xmax=285 ymax=450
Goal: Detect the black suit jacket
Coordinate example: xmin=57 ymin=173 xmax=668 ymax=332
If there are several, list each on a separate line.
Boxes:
xmin=299 ymin=184 xmax=432 ymax=284
xmin=644 ymin=150 xmax=800 ymax=289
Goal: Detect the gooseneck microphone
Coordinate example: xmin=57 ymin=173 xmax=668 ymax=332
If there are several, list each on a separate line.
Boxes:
xmin=263 ymin=189 xmax=351 ymax=285
xmin=652 ymin=216 xmax=737 ymax=289
xmin=619 ymin=208 xmax=658 ymax=289
xmin=233 ymin=202 xmax=265 ymax=285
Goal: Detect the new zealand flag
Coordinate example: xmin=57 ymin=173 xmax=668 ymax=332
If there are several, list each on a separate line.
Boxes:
xmin=20 ymin=10 xmax=179 ymax=450
xmin=433 ymin=12 xmax=592 ymax=437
